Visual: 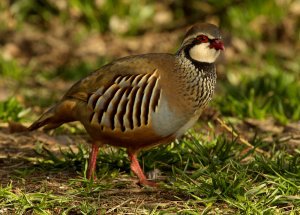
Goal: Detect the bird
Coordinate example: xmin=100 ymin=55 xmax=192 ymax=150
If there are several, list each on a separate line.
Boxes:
xmin=28 ymin=23 xmax=224 ymax=187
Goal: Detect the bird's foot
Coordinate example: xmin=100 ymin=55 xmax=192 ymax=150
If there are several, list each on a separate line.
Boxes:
xmin=138 ymin=179 xmax=158 ymax=187
xmin=128 ymin=150 xmax=158 ymax=187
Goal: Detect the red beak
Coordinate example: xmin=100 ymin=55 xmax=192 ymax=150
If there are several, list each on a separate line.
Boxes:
xmin=210 ymin=39 xmax=225 ymax=51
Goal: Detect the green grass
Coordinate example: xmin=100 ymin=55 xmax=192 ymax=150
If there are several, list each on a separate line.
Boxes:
xmin=8 ymin=0 xmax=155 ymax=35
xmin=0 ymin=97 xmax=30 ymax=122
xmin=168 ymin=135 xmax=300 ymax=214
xmin=8 ymin=0 xmax=290 ymax=36
xmin=33 ymin=143 xmax=128 ymax=178
xmin=223 ymin=0 xmax=289 ymax=40
xmin=0 ymin=184 xmax=70 ymax=214
xmin=0 ymin=57 xmax=29 ymax=81
xmin=1 ymin=131 xmax=299 ymax=214
xmin=215 ymin=62 xmax=300 ymax=124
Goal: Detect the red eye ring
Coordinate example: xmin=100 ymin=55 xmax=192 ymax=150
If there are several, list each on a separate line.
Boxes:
xmin=196 ymin=35 xmax=209 ymax=43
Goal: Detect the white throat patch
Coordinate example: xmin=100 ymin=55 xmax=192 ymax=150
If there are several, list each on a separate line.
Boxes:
xmin=189 ymin=43 xmax=220 ymax=63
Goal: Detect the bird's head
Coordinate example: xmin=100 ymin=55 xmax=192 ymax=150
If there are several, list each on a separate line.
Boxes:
xmin=178 ymin=23 xmax=224 ymax=63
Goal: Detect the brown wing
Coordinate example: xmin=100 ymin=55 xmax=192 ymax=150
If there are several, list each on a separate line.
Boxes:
xmin=87 ymin=70 xmax=161 ymax=132
xmin=29 ymin=53 xmax=175 ymax=136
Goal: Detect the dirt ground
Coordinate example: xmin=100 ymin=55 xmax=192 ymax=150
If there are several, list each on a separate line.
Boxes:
xmin=1 ymin=116 xmax=299 ymax=213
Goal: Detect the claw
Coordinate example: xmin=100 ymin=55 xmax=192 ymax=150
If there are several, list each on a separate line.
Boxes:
xmin=128 ymin=149 xmax=158 ymax=187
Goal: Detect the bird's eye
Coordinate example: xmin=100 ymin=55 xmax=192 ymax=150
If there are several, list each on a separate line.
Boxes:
xmin=196 ymin=35 xmax=209 ymax=43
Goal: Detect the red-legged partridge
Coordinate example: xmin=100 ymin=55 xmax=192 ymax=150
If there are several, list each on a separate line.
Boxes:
xmin=29 ymin=23 xmax=224 ymax=187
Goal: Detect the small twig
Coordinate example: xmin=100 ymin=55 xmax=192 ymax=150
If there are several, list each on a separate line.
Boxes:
xmin=106 ymin=198 xmax=132 ymax=213
xmin=215 ymin=117 xmax=270 ymax=157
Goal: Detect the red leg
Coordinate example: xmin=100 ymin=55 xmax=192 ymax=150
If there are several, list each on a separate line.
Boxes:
xmin=128 ymin=150 xmax=157 ymax=187
xmin=87 ymin=143 xmax=99 ymax=180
